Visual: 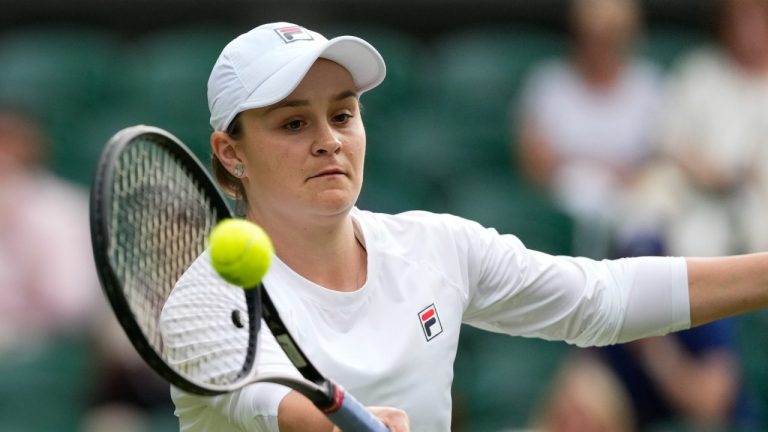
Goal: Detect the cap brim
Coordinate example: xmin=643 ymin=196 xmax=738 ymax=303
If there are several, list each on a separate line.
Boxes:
xmin=223 ymin=36 xmax=386 ymax=129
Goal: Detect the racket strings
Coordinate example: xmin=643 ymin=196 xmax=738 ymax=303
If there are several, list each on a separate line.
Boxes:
xmin=161 ymin=261 xmax=251 ymax=386
xmin=108 ymin=136 xmax=250 ymax=387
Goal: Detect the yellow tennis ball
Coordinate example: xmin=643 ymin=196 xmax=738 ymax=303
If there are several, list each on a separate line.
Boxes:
xmin=209 ymin=218 xmax=274 ymax=288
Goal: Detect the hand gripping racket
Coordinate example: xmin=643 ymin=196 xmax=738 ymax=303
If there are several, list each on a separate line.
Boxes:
xmin=90 ymin=125 xmax=388 ymax=431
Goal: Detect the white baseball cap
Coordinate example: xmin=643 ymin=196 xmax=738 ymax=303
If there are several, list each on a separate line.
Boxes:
xmin=207 ymin=22 xmax=387 ymax=131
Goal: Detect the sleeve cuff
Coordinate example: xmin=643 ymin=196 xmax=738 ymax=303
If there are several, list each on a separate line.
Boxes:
xmin=618 ymin=256 xmax=691 ymax=343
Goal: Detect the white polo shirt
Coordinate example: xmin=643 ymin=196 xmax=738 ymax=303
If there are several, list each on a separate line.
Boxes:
xmin=164 ymin=208 xmax=689 ymax=431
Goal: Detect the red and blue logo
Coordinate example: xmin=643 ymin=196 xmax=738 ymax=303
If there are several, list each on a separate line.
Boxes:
xmin=275 ymin=26 xmax=314 ymax=43
xmin=418 ymin=303 xmax=443 ymax=341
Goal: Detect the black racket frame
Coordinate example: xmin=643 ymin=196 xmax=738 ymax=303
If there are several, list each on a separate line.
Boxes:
xmin=90 ymin=125 xmax=334 ymax=407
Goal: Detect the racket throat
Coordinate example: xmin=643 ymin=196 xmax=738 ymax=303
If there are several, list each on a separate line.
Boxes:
xmin=319 ymin=383 xmax=345 ymax=414
xmin=236 ymin=288 xmax=262 ymax=381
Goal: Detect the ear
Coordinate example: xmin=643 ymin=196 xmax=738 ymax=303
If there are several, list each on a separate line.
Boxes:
xmin=211 ymin=130 xmax=243 ymax=172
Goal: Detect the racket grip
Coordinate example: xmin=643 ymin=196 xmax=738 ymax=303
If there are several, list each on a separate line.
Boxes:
xmin=323 ymin=387 xmax=389 ymax=431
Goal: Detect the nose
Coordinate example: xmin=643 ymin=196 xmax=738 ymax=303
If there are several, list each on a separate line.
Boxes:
xmin=311 ymin=121 xmax=341 ymax=156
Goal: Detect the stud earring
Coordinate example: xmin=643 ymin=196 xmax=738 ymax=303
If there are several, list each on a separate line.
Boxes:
xmin=233 ymin=164 xmax=244 ymax=178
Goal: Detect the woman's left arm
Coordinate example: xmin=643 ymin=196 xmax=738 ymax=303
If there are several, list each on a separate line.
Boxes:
xmin=688 ymin=253 xmax=768 ymax=326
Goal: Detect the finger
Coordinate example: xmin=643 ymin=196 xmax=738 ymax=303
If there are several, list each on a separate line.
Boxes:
xmin=372 ymin=408 xmax=409 ymax=432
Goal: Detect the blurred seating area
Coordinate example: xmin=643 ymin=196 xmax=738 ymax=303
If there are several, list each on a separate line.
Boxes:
xmin=0 ymin=13 xmax=766 ymax=432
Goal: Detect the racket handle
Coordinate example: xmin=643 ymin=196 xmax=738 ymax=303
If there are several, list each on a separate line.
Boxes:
xmin=323 ymin=387 xmax=389 ymax=431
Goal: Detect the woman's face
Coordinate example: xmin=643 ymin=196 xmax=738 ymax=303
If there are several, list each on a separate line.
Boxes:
xmin=233 ymin=59 xmax=366 ymax=222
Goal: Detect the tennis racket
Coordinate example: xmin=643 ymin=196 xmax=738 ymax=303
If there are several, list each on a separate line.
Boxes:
xmin=89 ymin=125 xmax=387 ymax=431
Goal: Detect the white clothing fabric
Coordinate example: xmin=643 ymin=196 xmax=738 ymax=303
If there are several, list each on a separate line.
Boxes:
xmin=163 ymin=208 xmax=689 ymax=431
xmin=520 ymin=59 xmax=664 ymax=220
xmin=653 ymin=48 xmax=768 ymax=255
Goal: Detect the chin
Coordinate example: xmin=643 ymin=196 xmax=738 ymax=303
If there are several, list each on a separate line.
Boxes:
xmin=311 ymin=190 xmax=358 ymax=215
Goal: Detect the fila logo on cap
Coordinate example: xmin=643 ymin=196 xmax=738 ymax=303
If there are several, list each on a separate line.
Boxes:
xmin=275 ymin=26 xmax=314 ymax=43
xmin=418 ymin=303 xmax=443 ymax=341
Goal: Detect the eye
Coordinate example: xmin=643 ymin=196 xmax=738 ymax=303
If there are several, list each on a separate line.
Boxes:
xmin=283 ymin=119 xmax=305 ymax=131
xmin=332 ymin=113 xmax=353 ymax=124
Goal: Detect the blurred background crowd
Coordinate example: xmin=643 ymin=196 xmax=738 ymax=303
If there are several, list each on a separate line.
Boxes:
xmin=0 ymin=0 xmax=767 ymax=431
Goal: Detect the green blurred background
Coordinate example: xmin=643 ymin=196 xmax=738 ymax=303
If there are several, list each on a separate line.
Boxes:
xmin=0 ymin=0 xmax=765 ymax=431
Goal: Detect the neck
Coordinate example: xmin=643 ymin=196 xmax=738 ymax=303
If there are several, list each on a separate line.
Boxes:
xmin=576 ymin=54 xmax=623 ymax=89
xmin=247 ymin=206 xmax=366 ymax=293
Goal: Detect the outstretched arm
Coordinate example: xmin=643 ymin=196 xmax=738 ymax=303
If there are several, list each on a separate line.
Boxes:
xmin=687 ymin=253 xmax=768 ymax=327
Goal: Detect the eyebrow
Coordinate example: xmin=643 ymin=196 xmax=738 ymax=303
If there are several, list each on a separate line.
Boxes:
xmin=265 ymin=89 xmax=358 ymax=114
xmin=333 ymin=90 xmax=358 ymax=102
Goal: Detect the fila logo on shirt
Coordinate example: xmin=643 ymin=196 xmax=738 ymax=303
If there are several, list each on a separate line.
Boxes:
xmin=275 ymin=26 xmax=314 ymax=43
xmin=418 ymin=303 xmax=443 ymax=341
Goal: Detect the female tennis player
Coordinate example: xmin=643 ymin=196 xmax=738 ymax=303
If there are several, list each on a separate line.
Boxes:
xmin=169 ymin=22 xmax=768 ymax=431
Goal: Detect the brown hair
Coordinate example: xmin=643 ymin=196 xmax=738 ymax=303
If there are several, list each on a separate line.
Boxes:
xmin=211 ymin=113 xmax=249 ymax=206
xmin=570 ymin=0 xmax=640 ymax=39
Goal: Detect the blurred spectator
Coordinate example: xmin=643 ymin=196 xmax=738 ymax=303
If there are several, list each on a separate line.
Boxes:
xmin=518 ymin=3 xmax=768 ymax=416
xmin=0 ymin=104 xmax=100 ymax=428
xmin=535 ymin=319 xmax=760 ymax=432
xmin=665 ymin=0 xmax=768 ymax=256
xmin=0 ymin=105 xmax=100 ymax=351
xmin=534 ymin=352 xmax=635 ymax=432
xmin=535 ymin=225 xmax=760 ymax=431
xmin=0 ymin=104 xmax=173 ymax=431
xmin=515 ymin=0 xmax=663 ymax=258
xmin=622 ymin=0 xmax=768 ymax=257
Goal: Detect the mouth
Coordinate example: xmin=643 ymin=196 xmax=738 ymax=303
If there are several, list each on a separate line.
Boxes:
xmin=308 ymin=167 xmax=347 ymax=181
